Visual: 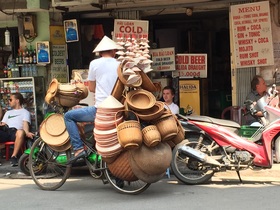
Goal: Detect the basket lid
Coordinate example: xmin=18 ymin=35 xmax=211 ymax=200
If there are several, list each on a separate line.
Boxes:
xmin=40 ymin=117 xmax=69 ymax=146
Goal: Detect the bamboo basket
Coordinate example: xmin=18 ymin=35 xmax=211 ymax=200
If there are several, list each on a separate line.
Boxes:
xmin=116 ymin=110 xmax=143 ymax=149
xmin=142 ymin=125 xmax=161 ymax=147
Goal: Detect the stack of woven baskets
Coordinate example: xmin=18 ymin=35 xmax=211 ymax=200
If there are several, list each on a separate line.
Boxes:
xmin=104 ymin=90 xmax=183 ymax=183
xmin=99 ymin=37 xmax=185 ymax=183
xmin=44 ymin=78 xmax=88 ymax=107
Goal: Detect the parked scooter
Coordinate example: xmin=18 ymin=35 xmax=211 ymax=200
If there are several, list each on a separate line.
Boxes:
xmin=171 ymin=97 xmax=280 ymax=184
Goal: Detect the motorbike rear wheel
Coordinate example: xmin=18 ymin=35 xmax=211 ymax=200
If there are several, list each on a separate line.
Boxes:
xmin=103 ymin=161 xmax=151 ymax=195
xmin=19 ymin=153 xmax=31 ymax=176
xmin=171 ymin=137 xmax=215 ymax=185
xmin=29 ymin=137 xmax=71 ymax=190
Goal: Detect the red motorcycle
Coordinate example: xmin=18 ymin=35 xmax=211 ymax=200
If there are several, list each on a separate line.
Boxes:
xmin=171 ymin=97 xmax=280 ymax=184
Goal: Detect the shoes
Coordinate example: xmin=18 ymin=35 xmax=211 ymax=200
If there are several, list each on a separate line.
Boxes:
xmin=66 ymin=150 xmax=87 ymax=165
xmin=10 ymin=156 xmax=18 ymax=167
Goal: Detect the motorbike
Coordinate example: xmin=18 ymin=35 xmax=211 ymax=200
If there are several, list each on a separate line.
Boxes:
xmin=171 ymin=96 xmax=280 ymax=184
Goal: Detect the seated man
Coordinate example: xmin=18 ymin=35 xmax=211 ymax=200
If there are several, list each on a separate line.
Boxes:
xmin=162 ymin=86 xmax=179 ymax=115
xmin=245 ymin=75 xmax=268 ymax=125
xmin=0 ymin=93 xmax=34 ymax=166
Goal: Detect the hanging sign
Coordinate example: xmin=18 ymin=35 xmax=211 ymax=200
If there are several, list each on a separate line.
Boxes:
xmin=172 ymin=54 xmax=207 ymax=78
xmin=51 ymin=45 xmax=68 ymax=83
xmin=150 ymin=47 xmax=176 ymax=71
xmin=230 ymin=1 xmax=274 ymax=68
xmin=113 ymin=19 xmax=149 ymax=40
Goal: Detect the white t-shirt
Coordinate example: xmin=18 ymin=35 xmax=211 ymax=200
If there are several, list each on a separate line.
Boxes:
xmin=164 ymin=102 xmax=179 ymax=115
xmin=2 ymin=108 xmax=31 ymax=130
xmin=87 ymin=57 xmax=119 ymax=107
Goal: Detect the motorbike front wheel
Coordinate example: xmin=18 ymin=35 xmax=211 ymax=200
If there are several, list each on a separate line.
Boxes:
xmin=171 ymin=138 xmax=215 ymax=185
xmin=29 ymin=137 xmax=71 ymax=190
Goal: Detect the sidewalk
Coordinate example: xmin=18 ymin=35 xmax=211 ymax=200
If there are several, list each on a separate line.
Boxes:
xmin=0 ymin=158 xmax=28 ymax=179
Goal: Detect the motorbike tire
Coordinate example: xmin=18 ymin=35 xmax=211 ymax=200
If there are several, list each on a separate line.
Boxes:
xmin=171 ymin=137 xmax=215 ymax=185
xmin=274 ymin=136 xmax=280 ymax=163
xmin=19 ymin=153 xmax=31 ymax=176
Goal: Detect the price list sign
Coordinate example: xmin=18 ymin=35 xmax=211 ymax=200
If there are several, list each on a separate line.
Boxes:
xmin=231 ymin=1 xmax=274 ymax=68
xmin=173 ymin=54 xmax=207 ymax=78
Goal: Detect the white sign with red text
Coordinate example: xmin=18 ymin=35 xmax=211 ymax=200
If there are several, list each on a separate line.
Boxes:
xmin=231 ymin=1 xmax=274 ymax=68
xmin=172 ymin=54 xmax=207 ymax=78
xmin=113 ymin=19 xmax=149 ymax=40
xmin=150 ymin=47 xmax=176 ymax=71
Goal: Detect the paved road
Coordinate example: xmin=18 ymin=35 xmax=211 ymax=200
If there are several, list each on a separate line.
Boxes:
xmin=1 ymin=159 xmax=280 ymax=210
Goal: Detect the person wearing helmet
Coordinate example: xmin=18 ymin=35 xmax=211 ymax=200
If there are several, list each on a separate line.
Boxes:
xmin=64 ymin=36 xmax=120 ymax=164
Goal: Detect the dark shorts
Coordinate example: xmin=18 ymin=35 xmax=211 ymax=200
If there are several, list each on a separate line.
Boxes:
xmin=0 ymin=128 xmax=17 ymax=143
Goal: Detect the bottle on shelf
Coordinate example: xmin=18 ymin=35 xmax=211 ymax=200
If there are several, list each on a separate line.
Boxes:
xmin=33 ymin=49 xmax=37 ymax=64
xmin=21 ymin=65 xmax=26 ymax=77
xmin=29 ymin=45 xmax=33 ymax=64
xmin=3 ymin=66 xmax=8 ymax=78
xmin=31 ymin=64 xmax=38 ymax=76
xmin=25 ymin=46 xmax=30 ymax=64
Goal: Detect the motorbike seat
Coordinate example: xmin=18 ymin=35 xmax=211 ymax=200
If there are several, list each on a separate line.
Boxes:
xmin=178 ymin=114 xmax=241 ymax=129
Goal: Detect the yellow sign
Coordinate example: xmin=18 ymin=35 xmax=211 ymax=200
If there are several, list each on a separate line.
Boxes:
xmin=179 ymin=80 xmax=200 ymax=115
xmin=50 ymin=26 xmax=65 ymax=45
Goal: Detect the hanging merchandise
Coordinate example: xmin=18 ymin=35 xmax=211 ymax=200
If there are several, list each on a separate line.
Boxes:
xmin=5 ymin=28 xmax=10 ymax=46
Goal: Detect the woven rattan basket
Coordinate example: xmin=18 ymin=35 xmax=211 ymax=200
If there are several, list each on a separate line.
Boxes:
xmin=142 ymin=125 xmax=161 ymax=147
xmin=116 ymin=110 xmax=143 ymax=150
xmin=107 ymin=151 xmax=138 ymax=181
xmin=153 ymin=114 xmax=178 ymax=142
xmin=136 ymin=101 xmax=165 ymax=121
xmin=126 ymin=89 xmax=156 ymax=111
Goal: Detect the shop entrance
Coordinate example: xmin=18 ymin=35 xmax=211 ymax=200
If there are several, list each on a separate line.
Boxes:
xmin=149 ymin=10 xmax=232 ymax=117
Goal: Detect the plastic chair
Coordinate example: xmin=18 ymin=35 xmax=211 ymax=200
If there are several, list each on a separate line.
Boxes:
xmin=0 ymin=141 xmax=26 ymax=161
xmin=221 ymin=106 xmax=245 ymax=125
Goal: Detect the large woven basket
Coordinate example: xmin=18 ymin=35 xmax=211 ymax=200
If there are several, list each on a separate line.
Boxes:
xmin=107 ymin=151 xmax=138 ymax=181
xmin=153 ymin=114 xmax=178 ymax=141
xmin=116 ymin=110 xmax=143 ymax=150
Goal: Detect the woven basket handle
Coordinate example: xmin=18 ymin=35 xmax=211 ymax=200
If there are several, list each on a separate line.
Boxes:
xmin=115 ymin=109 xmax=140 ymax=128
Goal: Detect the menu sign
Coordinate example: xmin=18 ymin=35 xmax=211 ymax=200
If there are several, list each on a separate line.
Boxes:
xmin=172 ymin=54 xmax=207 ymax=78
xmin=51 ymin=45 xmax=68 ymax=83
xmin=230 ymin=1 xmax=274 ymax=68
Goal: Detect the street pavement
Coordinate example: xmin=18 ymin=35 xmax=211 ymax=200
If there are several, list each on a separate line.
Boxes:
xmin=1 ymin=156 xmax=280 ymax=182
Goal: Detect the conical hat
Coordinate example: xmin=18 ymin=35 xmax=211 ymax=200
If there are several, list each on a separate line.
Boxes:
xmin=93 ymin=36 xmax=119 ymax=53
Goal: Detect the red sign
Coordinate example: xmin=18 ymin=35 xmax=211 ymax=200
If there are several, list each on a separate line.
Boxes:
xmin=172 ymin=54 xmax=207 ymax=78
xmin=113 ymin=19 xmax=149 ymax=40
xmin=231 ymin=1 xmax=274 ymax=68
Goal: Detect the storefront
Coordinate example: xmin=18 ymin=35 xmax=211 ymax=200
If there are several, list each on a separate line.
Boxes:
xmin=0 ymin=0 xmax=279 ymax=119
xmin=62 ymin=3 xmax=234 ymax=117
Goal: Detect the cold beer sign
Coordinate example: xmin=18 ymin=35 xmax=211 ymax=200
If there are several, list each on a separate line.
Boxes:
xmin=113 ymin=19 xmax=148 ymax=40
xmin=230 ymin=1 xmax=274 ymax=68
xmin=172 ymin=54 xmax=207 ymax=78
